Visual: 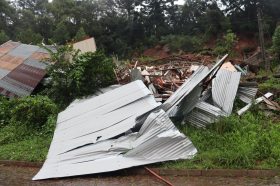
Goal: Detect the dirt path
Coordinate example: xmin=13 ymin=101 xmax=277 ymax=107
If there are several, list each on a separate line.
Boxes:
xmin=1 ymin=165 xmax=280 ymax=186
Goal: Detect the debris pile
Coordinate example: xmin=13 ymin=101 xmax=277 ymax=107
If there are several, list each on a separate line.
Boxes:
xmin=34 ymin=54 xmax=278 ymax=180
xmin=115 ymin=54 xmax=215 ymax=102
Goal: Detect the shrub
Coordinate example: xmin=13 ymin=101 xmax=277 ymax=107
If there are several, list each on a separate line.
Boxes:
xmin=160 ymin=35 xmax=203 ymax=52
xmin=45 ymin=46 xmax=116 ymax=107
xmin=272 ymin=25 xmax=280 ymax=59
xmin=10 ymin=96 xmax=58 ymax=130
xmin=214 ymin=30 xmax=238 ymax=55
xmin=0 ymin=30 xmax=9 ymax=44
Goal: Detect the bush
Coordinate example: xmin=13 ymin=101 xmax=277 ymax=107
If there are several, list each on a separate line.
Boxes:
xmin=10 ymin=96 xmax=58 ymax=130
xmin=45 ymin=46 xmax=116 ymax=107
xmin=0 ymin=30 xmax=9 ymax=44
xmin=160 ymin=35 xmax=203 ymax=52
xmin=214 ymin=30 xmax=237 ymax=55
xmin=272 ymin=25 xmax=280 ymax=59
xmin=0 ymin=96 xmax=58 ymax=146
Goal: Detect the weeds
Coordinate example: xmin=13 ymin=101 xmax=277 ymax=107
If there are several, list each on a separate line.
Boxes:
xmin=164 ymin=109 xmax=280 ymax=169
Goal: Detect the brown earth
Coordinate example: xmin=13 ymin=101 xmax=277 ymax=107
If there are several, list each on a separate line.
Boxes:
xmin=1 ymin=165 xmax=280 ymax=186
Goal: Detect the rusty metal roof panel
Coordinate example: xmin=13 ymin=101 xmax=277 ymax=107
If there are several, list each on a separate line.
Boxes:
xmin=23 ymin=58 xmax=49 ymax=70
xmin=0 ymin=55 xmax=25 ymax=71
xmin=0 ymin=79 xmax=31 ymax=97
xmin=0 ymin=41 xmax=52 ymax=98
xmin=0 ymin=41 xmax=21 ymax=56
xmin=0 ymin=64 xmax=46 ymax=97
xmin=29 ymin=52 xmax=50 ymax=61
xmin=8 ymin=44 xmax=39 ymax=59
xmin=7 ymin=64 xmax=46 ymax=89
xmin=37 ymin=46 xmax=56 ymax=53
xmin=0 ymin=69 xmax=10 ymax=79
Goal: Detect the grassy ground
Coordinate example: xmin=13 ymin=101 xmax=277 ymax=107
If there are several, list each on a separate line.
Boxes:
xmin=163 ymin=109 xmax=280 ymax=170
xmin=0 ymin=136 xmax=51 ymax=162
xmin=0 ymin=76 xmax=279 ymax=168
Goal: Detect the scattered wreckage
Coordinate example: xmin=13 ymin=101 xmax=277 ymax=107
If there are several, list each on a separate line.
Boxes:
xmin=34 ymin=54 xmax=278 ymax=180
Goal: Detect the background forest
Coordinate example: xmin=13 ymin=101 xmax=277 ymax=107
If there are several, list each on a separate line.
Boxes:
xmin=1 ymin=0 xmax=280 ymax=57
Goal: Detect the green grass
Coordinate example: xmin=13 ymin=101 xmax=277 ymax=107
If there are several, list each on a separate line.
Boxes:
xmin=0 ymin=100 xmax=279 ymax=170
xmin=163 ymin=110 xmax=280 ymax=170
xmin=0 ymin=136 xmax=52 ymax=162
xmin=259 ymin=77 xmax=280 ymax=94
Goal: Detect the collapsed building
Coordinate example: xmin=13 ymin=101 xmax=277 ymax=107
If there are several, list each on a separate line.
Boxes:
xmin=33 ymin=54 xmax=275 ymax=180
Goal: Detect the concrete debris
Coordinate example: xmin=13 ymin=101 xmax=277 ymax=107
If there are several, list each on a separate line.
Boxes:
xmin=33 ymin=81 xmax=196 ymax=180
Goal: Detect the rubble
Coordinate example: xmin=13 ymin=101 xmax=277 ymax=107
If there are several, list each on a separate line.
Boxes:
xmin=34 ymin=52 xmax=279 ymax=180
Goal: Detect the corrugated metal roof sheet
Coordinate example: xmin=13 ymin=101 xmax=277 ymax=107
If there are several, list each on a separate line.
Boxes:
xmin=7 ymin=64 xmax=46 ymax=88
xmin=33 ymin=81 xmax=196 ymax=180
xmin=212 ymin=69 xmax=241 ymax=116
xmin=23 ymin=58 xmax=48 ymax=70
xmin=184 ymin=101 xmax=227 ymax=128
xmin=0 ymin=55 xmax=24 ymax=71
xmin=163 ymin=54 xmax=229 ymax=118
xmin=0 ymin=69 xmax=9 ymax=79
xmin=237 ymin=86 xmax=258 ymax=104
xmin=8 ymin=44 xmax=39 ymax=59
xmin=0 ymin=41 xmax=21 ymax=57
xmin=30 ymin=52 xmax=50 ymax=61
xmin=0 ymin=41 xmax=52 ymax=97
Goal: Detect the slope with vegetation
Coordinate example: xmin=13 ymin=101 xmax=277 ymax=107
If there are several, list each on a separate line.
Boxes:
xmin=0 ymin=0 xmax=280 ymax=58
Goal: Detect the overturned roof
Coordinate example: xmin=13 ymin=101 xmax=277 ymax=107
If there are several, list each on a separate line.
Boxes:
xmin=33 ymin=80 xmax=197 ymax=180
xmin=0 ymin=41 xmax=52 ymax=98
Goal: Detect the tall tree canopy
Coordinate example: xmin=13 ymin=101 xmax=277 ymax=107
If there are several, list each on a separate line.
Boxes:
xmin=0 ymin=0 xmax=279 ymax=55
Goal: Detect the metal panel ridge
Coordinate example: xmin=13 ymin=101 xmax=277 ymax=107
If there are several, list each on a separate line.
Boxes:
xmin=162 ymin=54 xmax=228 ymax=117
xmin=212 ymin=69 xmax=241 ymax=115
xmin=33 ymin=109 xmax=197 ymax=180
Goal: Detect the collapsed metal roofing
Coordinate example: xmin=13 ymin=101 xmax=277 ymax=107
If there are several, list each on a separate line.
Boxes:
xmin=33 ymin=54 xmax=260 ymax=180
xmin=0 ymin=41 xmax=51 ymax=98
xmin=33 ymin=80 xmax=197 ymax=180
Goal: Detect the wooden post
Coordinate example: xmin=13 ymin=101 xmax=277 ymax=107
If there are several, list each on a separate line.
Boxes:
xmin=257 ymin=8 xmax=269 ymax=72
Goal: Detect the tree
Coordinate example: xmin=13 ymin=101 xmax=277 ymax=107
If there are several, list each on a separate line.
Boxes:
xmin=16 ymin=28 xmax=43 ymax=44
xmin=74 ymin=27 xmax=87 ymax=42
xmin=272 ymin=25 xmax=280 ymax=59
xmin=45 ymin=46 xmax=116 ymax=107
xmin=214 ymin=30 xmax=238 ymax=55
xmin=0 ymin=30 xmax=9 ymax=44
xmin=53 ymin=21 xmax=70 ymax=44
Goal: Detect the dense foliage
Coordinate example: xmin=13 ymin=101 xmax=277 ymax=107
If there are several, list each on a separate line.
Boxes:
xmin=0 ymin=96 xmax=58 ymax=146
xmin=45 ymin=46 xmax=116 ymax=107
xmin=0 ymin=0 xmax=280 ymax=57
xmin=272 ymin=26 xmax=280 ymax=59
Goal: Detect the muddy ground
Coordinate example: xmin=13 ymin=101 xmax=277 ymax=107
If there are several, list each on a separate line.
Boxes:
xmin=1 ymin=165 xmax=280 ymax=186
